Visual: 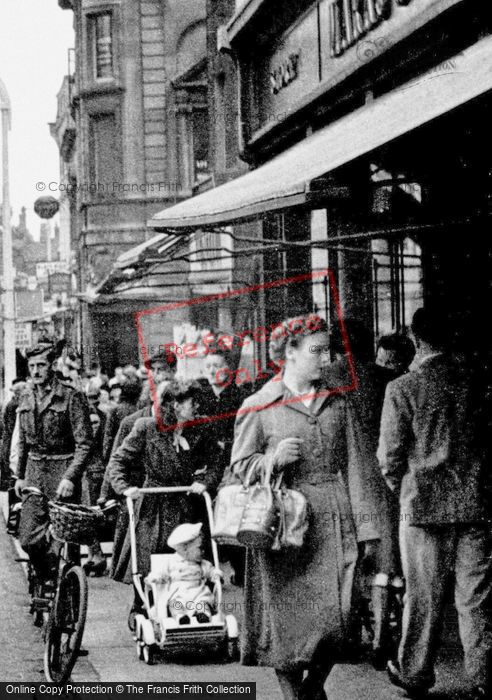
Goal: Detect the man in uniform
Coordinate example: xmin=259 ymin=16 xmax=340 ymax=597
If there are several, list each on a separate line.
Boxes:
xmin=14 ymin=342 xmax=93 ymax=581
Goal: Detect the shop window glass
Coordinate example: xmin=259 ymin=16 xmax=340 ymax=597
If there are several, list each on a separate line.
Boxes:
xmin=93 ymin=13 xmax=113 ymax=79
xmin=262 ymin=211 xmax=312 ymax=328
xmin=372 ymin=237 xmax=423 ymax=337
xmin=370 ymin=165 xmax=423 ymax=222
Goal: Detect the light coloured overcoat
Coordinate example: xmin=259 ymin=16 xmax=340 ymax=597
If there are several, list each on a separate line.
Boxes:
xmin=230 ymin=377 xmax=380 ymax=672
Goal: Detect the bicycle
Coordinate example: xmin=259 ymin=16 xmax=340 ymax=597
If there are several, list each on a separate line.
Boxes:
xmin=43 ymin=497 xmax=118 ymax=683
xmin=42 ymin=532 xmax=88 ymax=683
xmin=17 ymin=487 xmax=58 ymax=629
xmin=18 ymin=487 xmax=116 ymax=682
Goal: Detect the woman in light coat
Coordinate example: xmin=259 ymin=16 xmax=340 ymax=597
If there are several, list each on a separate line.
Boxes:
xmin=230 ymin=314 xmax=380 ymax=700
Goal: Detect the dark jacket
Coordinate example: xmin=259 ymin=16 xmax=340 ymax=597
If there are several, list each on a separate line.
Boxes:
xmin=109 ymin=416 xmax=223 ymax=583
xmin=1 ymin=397 xmax=20 ymax=486
xmin=324 ymin=358 xmax=397 ymax=573
xmin=197 ymin=379 xmax=248 ymax=467
xmin=378 ymin=354 xmax=489 ymax=525
xmin=99 ymin=406 xmax=150 ymax=502
xmin=17 ymin=379 xmax=93 ymax=497
xmin=87 ymin=407 xmax=106 ymax=476
xmin=102 ymin=400 xmax=140 ymax=464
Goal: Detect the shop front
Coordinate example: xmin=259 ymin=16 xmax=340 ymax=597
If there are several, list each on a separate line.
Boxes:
xmin=226 ymin=0 xmax=491 ymax=345
xmin=144 ymin=1 xmax=492 ymax=380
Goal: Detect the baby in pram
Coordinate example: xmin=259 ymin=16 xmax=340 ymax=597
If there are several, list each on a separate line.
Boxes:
xmin=146 ymin=522 xmax=223 ymax=625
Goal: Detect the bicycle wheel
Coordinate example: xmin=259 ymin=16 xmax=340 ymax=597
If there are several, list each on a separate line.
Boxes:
xmin=44 ymin=565 xmax=88 ymax=683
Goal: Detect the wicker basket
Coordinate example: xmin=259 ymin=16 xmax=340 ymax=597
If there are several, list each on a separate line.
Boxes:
xmin=49 ymin=501 xmax=104 ymax=545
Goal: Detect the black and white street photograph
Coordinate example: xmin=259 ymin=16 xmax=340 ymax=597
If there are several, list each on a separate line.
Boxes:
xmin=0 ymin=1 xmax=491 ymax=699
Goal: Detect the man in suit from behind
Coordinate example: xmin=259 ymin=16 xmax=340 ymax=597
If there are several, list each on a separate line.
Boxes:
xmin=378 ymin=308 xmax=491 ymax=699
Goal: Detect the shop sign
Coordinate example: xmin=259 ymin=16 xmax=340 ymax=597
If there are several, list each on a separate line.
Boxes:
xmin=15 ymin=322 xmax=32 ymax=350
xmin=270 ymin=53 xmax=300 ymax=95
xmin=258 ymin=6 xmax=320 ymax=126
xmin=329 ymin=0 xmax=412 ymax=59
xmin=254 ymin=0 xmax=416 ymax=134
xmin=49 ymin=272 xmax=71 ymax=296
xmin=36 ymin=261 xmax=70 ymax=279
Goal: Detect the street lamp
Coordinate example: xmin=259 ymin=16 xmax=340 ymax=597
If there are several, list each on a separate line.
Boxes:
xmin=0 ymin=76 xmax=15 ymax=399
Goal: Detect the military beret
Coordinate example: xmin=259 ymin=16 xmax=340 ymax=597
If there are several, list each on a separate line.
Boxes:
xmin=25 ymin=342 xmax=56 ymax=360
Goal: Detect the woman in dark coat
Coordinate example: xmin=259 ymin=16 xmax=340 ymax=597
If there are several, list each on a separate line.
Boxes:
xmin=108 ymin=381 xmax=223 ymax=586
xmin=230 ymin=314 xmax=381 ymax=700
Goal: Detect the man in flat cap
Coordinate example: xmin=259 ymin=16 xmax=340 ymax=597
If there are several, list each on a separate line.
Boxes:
xmin=15 ymin=342 xmax=93 ymax=581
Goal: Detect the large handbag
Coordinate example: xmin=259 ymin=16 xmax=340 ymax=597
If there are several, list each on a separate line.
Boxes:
xmin=213 ymin=462 xmax=310 ymax=551
xmin=211 ymin=464 xmax=257 ymax=546
xmin=273 ymin=477 xmax=310 ymax=550
xmin=236 ymin=464 xmax=281 ymax=550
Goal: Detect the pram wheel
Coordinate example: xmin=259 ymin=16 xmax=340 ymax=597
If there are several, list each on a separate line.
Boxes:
xmin=227 ymin=637 xmax=239 ymax=661
xmin=142 ymin=644 xmax=156 ymax=665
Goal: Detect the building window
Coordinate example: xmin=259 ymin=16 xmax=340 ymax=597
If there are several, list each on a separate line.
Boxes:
xmin=177 ymin=106 xmax=210 ymax=189
xmin=193 ymin=110 xmax=209 ymax=183
xmin=88 ymin=113 xmax=121 ymax=191
xmin=372 ymin=237 xmax=424 ymax=337
xmin=92 ymin=12 xmax=113 ymax=79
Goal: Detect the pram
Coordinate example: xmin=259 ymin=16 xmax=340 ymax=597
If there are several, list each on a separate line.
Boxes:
xmin=127 ymin=486 xmax=239 ymax=665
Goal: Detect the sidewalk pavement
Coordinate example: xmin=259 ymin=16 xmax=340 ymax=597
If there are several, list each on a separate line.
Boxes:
xmin=1 ymin=492 xmax=469 ymax=698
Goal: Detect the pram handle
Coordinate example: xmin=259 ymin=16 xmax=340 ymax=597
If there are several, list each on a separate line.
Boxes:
xmin=126 ymin=487 xmax=222 ymax=615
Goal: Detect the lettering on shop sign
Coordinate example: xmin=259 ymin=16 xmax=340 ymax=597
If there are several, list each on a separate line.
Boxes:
xmin=270 ymin=52 xmax=300 ymax=95
xmin=329 ymin=0 xmax=413 ymax=59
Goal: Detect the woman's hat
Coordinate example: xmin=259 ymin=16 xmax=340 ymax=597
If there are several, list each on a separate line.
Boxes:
xmin=167 ymin=522 xmax=203 ymax=549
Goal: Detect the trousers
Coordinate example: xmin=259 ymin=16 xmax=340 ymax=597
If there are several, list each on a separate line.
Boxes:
xmin=399 ymin=519 xmax=492 ymax=689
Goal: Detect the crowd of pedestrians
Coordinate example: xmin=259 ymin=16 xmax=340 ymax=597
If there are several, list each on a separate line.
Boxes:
xmin=0 ymin=309 xmax=490 ymax=699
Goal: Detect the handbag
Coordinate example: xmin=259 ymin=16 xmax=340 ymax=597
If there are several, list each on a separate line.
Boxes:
xmin=236 ymin=464 xmax=281 ymax=550
xmin=213 ymin=461 xmax=310 ymax=551
xmin=273 ymin=477 xmax=310 ymax=550
xmin=211 ymin=464 xmax=257 ymax=546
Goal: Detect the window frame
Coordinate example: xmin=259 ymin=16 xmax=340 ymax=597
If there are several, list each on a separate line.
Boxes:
xmin=87 ymin=110 xmax=122 ymax=199
xmin=86 ymin=9 xmax=116 ymax=84
xmin=372 ymin=236 xmax=424 ymax=337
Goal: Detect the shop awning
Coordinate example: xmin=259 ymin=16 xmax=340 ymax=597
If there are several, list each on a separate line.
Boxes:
xmin=114 ymin=232 xmax=182 ymax=269
xmin=149 ymin=35 xmax=492 ymax=231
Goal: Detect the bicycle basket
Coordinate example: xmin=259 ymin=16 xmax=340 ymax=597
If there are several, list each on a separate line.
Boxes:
xmin=49 ymin=502 xmax=104 ymax=545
